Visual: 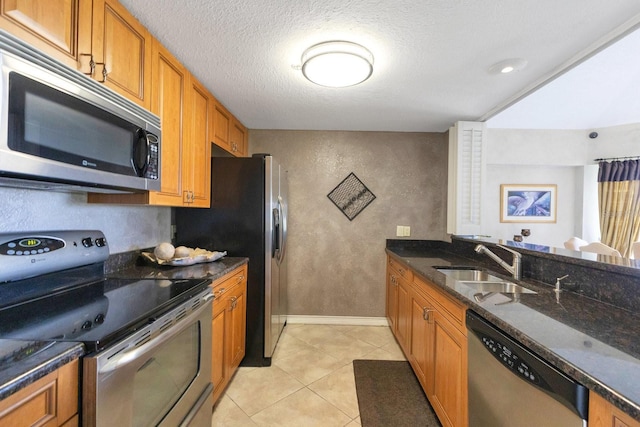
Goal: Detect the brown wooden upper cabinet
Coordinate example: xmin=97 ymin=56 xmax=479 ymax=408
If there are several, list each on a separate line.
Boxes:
xmin=213 ymin=100 xmax=248 ymax=157
xmin=230 ymin=116 xmax=248 ymax=157
xmin=91 ymin=0 xmax=152 ymax=109
xmin=0 ymin=0 xmax=152 ymax=109
xmin=89 ymin=39 xmax=211 ymax=207
xmin=0 ymin=0 xmax=92 ymax=70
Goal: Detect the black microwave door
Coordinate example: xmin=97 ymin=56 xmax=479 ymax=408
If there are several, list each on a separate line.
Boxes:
xmin=7 ymin=71 xmax=138 ymax=177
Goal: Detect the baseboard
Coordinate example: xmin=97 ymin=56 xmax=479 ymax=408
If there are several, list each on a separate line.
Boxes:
xmin=286 ymin=315 xmax=390 ymax=326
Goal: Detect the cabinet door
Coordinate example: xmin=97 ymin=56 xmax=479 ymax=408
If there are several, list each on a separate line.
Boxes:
xmin=211 ymin=296 xmax=227 ymax=403
xmin=395 ymin=275 xmax=411 ymax=354
xmin=226 ymin=278 xmax=247 ymax=371
xmin=386 ymin=270 xmax=398 ymax=332
xmin=0 ymin=358 xmax=78 ymax=427
xmin=147 ymin=40 xmax=186 ymax=205
xmin=589 ymin=392 xmax=640 ymax=427
xmin=430 ymin=311 xmax=468 ymax=427
xmin=408 ymin=288 xmax=433 ymax=392
xmin=184 ymin=76 xmax=211 ymax=207
xmin=230 ymin=117 xmax=247 ymax=157
xmin=212 ymin=101 xmax=231 ymax=152
xmin=91 ymin=0 xmax=151 ymax=108
xmin=0 ymin=0 xmax=92 ymax=70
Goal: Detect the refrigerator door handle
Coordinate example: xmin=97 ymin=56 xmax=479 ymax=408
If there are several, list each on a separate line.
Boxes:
xmin=272 ymin=207 xmax=281 ymax=259
xmin=278 ymin=197 xmax=287 ymax=264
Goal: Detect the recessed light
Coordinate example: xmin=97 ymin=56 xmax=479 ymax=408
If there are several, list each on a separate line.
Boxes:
xmin=489 ymin=58 xmax=527 ymax=75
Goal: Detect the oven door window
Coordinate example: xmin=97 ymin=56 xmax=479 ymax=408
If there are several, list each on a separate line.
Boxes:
xmin=7 ymin=72 xmax=138 ymax=176
xmin=132 ymin=322 xmax=200 ymax=427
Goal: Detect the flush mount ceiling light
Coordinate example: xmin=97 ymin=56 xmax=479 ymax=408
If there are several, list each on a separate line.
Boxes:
xmin=301 ymin=41 xmax=374 ymax=88
xmin=488 ymin=58 xmax=528 ymax=74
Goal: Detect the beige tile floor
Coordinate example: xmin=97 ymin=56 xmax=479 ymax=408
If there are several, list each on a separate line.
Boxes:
xmin=212 ymin=323 xmax=406 ymax=426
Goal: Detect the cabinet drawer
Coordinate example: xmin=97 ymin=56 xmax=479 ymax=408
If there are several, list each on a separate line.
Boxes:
xmin=211 ymin=265 xmax=248 ymax=300
xmin=388 ymin=256 xmax=413 ymax=281
xmin=414 ymin=275 xmax=466 ymax=333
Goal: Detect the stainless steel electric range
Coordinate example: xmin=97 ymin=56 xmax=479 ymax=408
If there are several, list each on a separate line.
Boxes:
xmin=0 ymin=230 xmax=214 ymax=427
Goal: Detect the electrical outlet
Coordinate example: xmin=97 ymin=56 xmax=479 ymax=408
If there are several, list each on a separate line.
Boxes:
xmin=396 ymin=226 xmax=404 ymax=237
xmin=403 ymin=226 xmax=411 ymax=237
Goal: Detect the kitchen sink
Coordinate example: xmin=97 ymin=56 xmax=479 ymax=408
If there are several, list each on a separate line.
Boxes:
xmin=458 ymin=281 xmax=537 ymax=294
xmin=435 ymin=267 xmax=537 ymax=294
xmin=434 ymin=267 xmax=504 ymax=282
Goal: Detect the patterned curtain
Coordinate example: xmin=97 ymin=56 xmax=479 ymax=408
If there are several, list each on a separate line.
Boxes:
xmin=598 ymin=159 xmax=640 ymax=257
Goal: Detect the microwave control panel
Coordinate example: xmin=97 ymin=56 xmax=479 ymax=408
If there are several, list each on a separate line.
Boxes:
xmin=145 ymin=133 xmax=159 ymax=180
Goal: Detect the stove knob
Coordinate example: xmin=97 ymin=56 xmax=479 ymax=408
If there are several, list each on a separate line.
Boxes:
xmin=95 ymin=238 xmax=107 ymax=247
xmin=82 ymin=238 xmax=93 ymax=248
xmin=94 ymin=313 xmax=105 ymax=324
xmin=81 ymin=320 xmax=93 ymax=330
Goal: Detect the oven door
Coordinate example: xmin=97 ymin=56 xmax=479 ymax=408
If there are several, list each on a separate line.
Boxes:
xmin=83 ymin=294 xmax=212 ymax=427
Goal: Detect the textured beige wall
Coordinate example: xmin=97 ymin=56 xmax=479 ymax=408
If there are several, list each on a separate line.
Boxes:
xmin=250 ymin=130 xmax=448 ymax=317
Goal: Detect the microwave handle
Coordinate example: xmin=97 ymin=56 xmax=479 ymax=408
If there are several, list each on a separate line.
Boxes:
xmin=98 ymin=293 xmax=212 ymax=374
xmin=132 ymin=128 xmax=151 ymax=177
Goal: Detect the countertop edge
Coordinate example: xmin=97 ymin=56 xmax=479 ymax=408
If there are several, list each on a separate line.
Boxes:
xmin=0 ymin=341 xmax=84 ymax=401
xmin=385 ymin=247 xmax=640 ymax=421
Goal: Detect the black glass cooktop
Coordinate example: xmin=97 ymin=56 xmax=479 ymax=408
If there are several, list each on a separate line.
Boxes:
xmin=0 ymin=266 xmax=210 ymax=353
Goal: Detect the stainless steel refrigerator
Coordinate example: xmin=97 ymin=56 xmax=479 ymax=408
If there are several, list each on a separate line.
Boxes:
xmin=175 ymin=154 xmax=288 ymax=366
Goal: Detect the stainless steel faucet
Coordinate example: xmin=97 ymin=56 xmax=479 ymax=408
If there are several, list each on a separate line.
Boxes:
xmin=474 ymin=244 xmax=522 ymax=280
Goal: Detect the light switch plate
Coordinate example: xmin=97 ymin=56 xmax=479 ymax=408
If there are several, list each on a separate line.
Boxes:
xmin=396 ymin=225 xmax=404 ymax=237
xmin=403 ymin=226 xmax=411 ymax=236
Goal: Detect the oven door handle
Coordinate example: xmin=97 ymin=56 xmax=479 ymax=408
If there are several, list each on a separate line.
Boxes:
xmin=99 ymin=295 xmax=212 ymax=374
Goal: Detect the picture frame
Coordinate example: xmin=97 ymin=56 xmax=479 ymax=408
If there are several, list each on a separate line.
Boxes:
xmin=500 ymin=184 xmax=557 ymax=223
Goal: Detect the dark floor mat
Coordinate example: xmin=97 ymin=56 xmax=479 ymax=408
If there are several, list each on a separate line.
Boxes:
xmin=353 ymin=359 xmax=441 ymax=427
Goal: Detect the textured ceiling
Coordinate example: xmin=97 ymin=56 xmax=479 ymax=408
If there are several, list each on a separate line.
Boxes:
xmin=118 ymin=0 xmax=640 ymax=132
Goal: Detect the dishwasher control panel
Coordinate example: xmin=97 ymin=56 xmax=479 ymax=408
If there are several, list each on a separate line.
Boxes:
xmin=479 ymin=334 xmax=545 ymax=387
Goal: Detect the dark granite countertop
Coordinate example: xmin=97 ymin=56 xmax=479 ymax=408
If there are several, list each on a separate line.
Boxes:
xmin=0 ymin=340 xmax=84 ymax=401
xmin=386 ymin=244 xmax=640 ymax=421
xmin=107 ymin=256 xmax=248 ymax=282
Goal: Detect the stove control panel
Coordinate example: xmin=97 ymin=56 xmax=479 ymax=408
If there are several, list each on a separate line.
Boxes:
xmin=0 ymin=236 xmax=65 ymax=255
xmin=0 ymin=230 xmax=109 ymax=282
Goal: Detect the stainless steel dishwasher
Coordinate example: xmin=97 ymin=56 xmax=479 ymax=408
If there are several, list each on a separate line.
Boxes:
xmin=466 ymin=311 xmax=589 ymax=427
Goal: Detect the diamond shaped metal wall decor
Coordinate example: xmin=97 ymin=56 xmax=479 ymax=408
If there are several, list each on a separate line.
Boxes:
xmin=327 ymin=173 xmax=376 ymax=221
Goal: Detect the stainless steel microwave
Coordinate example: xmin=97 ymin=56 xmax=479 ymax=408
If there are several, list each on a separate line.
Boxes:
xmin=0 ymin=31 xmax=161 ymax=193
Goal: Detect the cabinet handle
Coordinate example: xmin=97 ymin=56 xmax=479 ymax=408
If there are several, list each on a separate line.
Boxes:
xmin=230 ymin=296 xmax=238 ymax=310
xmin=236 ymin=275 xmax=244 ymax=282
xmin=390 ymin=275 xmax=397 ymax=286
xmin=80 ymin=53 xmax=95 ymax=76
xmin=99 ymin=63 xmax=108 ymax=82
xmin=215 ymin=287 xmax=226 ymax=296
xmin=422 ymin=307 xmax=433 ymax=321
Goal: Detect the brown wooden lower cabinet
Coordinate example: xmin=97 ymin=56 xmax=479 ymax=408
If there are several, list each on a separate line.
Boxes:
xmin=589 ymin=392 xmax=640 ymax=427
xmin=386 ymin=257 xmax=412 ymax=354
xmin=387 ymin=255 xmax=467 ymax=427
xmin=0 ymin=358 xmax=79 ymax=427
xmin=211 ymin=264 xmax=248 ymax=404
